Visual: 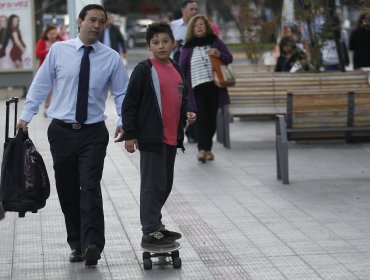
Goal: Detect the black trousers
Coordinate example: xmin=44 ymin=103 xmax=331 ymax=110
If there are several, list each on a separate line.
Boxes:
xmin=193 ymin=82 xmax=219 ymax=151
xmin=47 ymin=120 xmax=109 ymax=253
xmin=139 ymin=144 xmax=177 ymax=234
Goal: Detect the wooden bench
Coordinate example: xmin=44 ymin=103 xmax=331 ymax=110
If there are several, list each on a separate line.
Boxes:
xmin=275 ymin=89 xmax=370 ymax=184
xmin=233 ymin=64 xmax=274 ymax=76
xmin=218 ymin=70 xmax=370 ymax=148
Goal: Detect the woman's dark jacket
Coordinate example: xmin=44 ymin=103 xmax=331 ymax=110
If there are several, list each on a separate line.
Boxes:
xmin=122 ymin=58 xmax=191 ymax=152
xmin=179 ymin=34 xmax=232 ymax=111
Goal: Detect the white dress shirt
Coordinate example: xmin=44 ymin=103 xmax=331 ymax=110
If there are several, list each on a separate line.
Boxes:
xmin=170 ymin=18 xmax=187 ymax=42
xmin=21 ymin=37 xmax=128 ymax=125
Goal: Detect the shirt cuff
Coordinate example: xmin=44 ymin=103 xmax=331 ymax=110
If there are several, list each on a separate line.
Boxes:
xmin=117 ymin=116 xmax=122 ymax=126
xmin=20 ymin=110 xmax=34 ymax=123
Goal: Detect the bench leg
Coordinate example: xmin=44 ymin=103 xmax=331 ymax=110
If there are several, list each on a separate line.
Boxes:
xmin=216 ymin=108 xmax=224 ymax=144
xmin=223 ymin=105 xmax=230 ymax=149
xmin=276 ymin=135 xmax=282 ymax=180
xmin=276 ymin=115 xmax=289 ymax=184
xmin=276 ymin=136 xmax=288 ymax=182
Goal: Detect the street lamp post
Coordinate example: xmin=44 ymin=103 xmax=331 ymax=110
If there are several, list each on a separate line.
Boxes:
xmin=328 ymin=0 xmax=346 ymax=72
xmin=67 ymin=0 xmax=77 ymax=38
xmin=198 ymin=0 xmax=207 ymax=14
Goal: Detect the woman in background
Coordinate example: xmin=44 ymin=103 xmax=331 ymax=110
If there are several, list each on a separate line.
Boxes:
xmin=275 ymin=36 xmax=308 ymax=72
xmin=179 ymin=14 xmax=232 ymax=163
xmin=35 ymin=24 xmax=62 ymax=116
xmin=36 ymin=24 xmax=61 ymax=66
xmin=58 ymin=24 xmax=70 ymax=41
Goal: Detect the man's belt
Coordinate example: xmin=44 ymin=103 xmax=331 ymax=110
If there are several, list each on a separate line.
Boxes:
xmin=52 ymin=119 xmax=104 ymax=130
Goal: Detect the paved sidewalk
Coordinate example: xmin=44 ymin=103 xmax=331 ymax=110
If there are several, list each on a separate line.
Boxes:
xmin=1 ymin=97 xmax=370 ymax=279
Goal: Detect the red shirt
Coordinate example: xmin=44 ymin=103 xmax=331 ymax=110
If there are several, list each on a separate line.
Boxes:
xmin=150 ymin=58 xmax=182 ymax=146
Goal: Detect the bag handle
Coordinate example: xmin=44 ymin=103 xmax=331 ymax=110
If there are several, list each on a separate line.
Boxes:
xmin=5 ymin=97 xmax=18 ymax=144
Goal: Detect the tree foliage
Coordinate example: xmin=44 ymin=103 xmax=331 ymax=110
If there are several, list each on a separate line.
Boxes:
xmin=227 ymin=0 xmax=369 ymax=68
xmin=228 ymin=0 xmax=280 ymax=64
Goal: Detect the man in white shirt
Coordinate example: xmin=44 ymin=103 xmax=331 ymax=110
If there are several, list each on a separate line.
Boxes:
xmin=17 ymin=4 xmax=128 ymax=267
xmin=171 ymin=0 xmax=198 ymax=142
xmin=170 ymin=0 xmax=198 ymax=62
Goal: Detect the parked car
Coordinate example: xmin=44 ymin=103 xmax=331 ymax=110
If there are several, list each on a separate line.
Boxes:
xmin=126 ymin=19 xmax=153 ymax=48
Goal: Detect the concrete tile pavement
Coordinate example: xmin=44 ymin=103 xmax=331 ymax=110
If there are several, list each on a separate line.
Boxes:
xmin=1 ymin=97 xmax=370 ymax=279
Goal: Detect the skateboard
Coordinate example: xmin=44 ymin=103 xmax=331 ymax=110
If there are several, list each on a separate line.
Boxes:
xmin=141 ymin=241 xmax=182 ymax=270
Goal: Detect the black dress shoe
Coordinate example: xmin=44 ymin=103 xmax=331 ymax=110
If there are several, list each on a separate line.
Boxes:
xmin=69 ymin=249 xmax=84 ymax=262
xmin=84 ymin=244 xmax=101 ymax=267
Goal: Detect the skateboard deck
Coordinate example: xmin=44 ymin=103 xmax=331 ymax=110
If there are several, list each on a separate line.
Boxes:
xmin=141 ymin=241 xmax=182 ymax=270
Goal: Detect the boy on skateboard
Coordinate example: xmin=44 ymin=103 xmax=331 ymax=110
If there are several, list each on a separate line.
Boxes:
xmin=121 ymin=21 xmax=196 ymax=250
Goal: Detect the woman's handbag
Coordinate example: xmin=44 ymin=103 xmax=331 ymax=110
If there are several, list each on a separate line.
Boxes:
xmin=210 ymin=56 xmax=236 ymax=88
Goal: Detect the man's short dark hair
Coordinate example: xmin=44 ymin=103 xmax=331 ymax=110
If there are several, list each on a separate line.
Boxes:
xmin=146 ymin=21 xmax=175 ymax=44
xmin=181 ymin=0 xmax=196 ymax=8
xmin=78 ymin=4 xmax=107 ymax=22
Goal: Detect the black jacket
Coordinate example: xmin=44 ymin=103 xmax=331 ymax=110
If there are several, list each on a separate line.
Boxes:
xmin=122 ymin=59 xmax=191 ymax=152
xmin=349 ymin=27 xmax=370 ymax=69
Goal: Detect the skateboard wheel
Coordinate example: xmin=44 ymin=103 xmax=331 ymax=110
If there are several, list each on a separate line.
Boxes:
xmin=143 ymin=258 xmax=152 ymax=270
xmin=171 ymin=250 xmax=179 ymax=258
xmin=143 ymin=251 xmax=151 ymax=260
xmin=173 ymin=257 xmax=181 ymax=269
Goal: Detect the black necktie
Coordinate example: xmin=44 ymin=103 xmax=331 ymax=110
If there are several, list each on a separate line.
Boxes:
xmin=76 ymin=46 xmax=93 ymax=124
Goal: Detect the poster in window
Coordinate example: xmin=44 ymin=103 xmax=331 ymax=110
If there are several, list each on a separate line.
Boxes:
xmin=0 ymin=0 xmax=34 ymax=71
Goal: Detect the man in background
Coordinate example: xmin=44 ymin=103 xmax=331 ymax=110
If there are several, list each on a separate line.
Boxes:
xmin=170 ymin=0 xmax=198 ymax=63
xmin=170 ymin=0 xmax=198 ymax=143
xmin=100 ymin=13 xmax=127 ymax=63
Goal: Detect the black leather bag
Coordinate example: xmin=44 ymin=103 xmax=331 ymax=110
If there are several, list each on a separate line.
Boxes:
xmin=0 ymin=97 xmax=50 ymax=217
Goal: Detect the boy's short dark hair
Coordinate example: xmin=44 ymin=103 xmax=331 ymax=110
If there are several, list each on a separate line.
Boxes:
xmin=146 ymin=21 xmax=175 ymax=45
xmin=78 ymin=4 xmax=107 ymax=22
xmin=181 ymin=0 xmax=196 ymax=8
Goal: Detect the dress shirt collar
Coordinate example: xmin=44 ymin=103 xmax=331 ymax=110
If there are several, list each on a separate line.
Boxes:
xmin=75 ymin=36 xmax=100 ymax=52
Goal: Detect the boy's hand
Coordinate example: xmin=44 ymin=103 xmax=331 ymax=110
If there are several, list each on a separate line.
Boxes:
xmin=186 ymin=112 xmax=196 ymax=124
xmin=114 ymin=126 xmax=124 ymax=142
xmin=16 ymin=120 xmax=28 ymax=132
xmin=125 ymin=139 xmax=138 ymax=153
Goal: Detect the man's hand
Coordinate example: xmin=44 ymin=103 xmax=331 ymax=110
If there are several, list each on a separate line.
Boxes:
xmin=186 ymin=112 xmax=196 ymax=124
xmin=114 ymin=126 xmax=124 ymax=142
xmin=16 ymin=120 xmax=28 ymax=132
xmin=125 ymin=139 xmax=138 ymax=153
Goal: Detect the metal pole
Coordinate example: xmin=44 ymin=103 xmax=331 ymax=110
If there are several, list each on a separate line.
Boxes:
xmin=67 ymin=0 xmax=77 ymax=38
xmin=198 ymin=0 xmax=207 ymax=14
xmin=328 ymin=0 xmax=345 ymax=72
